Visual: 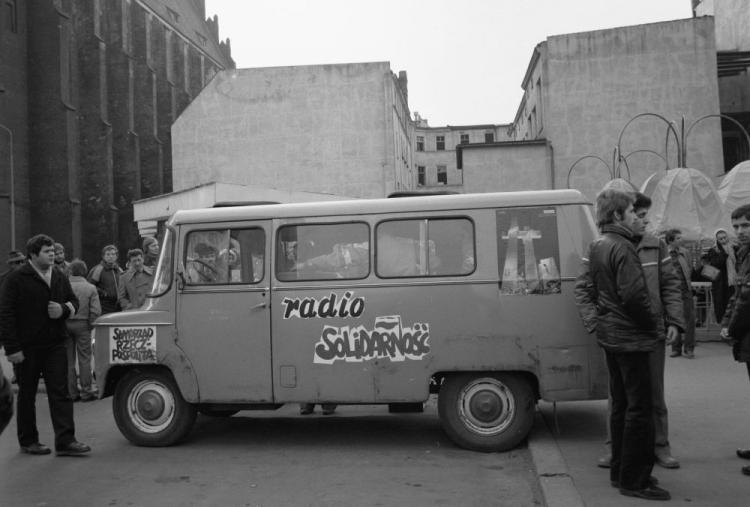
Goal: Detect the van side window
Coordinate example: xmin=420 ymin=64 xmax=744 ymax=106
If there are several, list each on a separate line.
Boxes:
xmin=376 ymin=218 xmax=475 ymax=277
xmin=276 ymin=223 xmax=370 ymax=281
xmin=184 ymin=228 xmax=265 ymax=285
xmin=496 ymin=207 xmax=561 ymax=295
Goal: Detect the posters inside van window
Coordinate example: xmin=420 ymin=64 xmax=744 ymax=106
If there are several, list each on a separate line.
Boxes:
xmin=496 ymin=207 xmax=561 ymax=295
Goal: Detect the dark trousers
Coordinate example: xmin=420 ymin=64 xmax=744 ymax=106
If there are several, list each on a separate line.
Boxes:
xmin=606 ymin=350 xmax=655 ymax=490
xmin=13 ymin=343 xmax=76 ymax=448
xmin=673 ymin=294 xmax=696 ymax=353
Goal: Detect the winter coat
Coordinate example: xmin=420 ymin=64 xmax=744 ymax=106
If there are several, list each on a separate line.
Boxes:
xmin=574 ymin=223 xmax=657 ymax=353
xmin=88 ymin=261 xmax=123 ymax=313
xmin=0 ymin=263 xmax=79 ymax=355
xmin=118 ymin=267 xmax=153 ymax=310
xmin=576 ymin=232 xmax=684 ymax=342
xmin=723 ymin=245 xmax=750 ymax=362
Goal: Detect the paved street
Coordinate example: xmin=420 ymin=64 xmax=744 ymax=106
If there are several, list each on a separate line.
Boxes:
xmin=0 ymin=395 xmax=542 ymax=507
xmin=535 ymin=340 xmax=750 ymax=506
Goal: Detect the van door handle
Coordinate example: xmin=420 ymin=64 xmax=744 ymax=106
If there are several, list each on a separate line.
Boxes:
xmin=250 ymin=301 xmax=267 ymax=310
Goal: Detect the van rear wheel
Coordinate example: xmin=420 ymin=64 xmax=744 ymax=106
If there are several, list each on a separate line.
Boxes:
xmin=438 ymin=373 xmax=534 ymax=452
xmin=113 ymin=369 xmax=197 ymax=447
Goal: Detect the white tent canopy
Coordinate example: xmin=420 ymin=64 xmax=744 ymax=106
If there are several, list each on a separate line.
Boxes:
xmin=647 ymin=168 xmax=729 ymax=241
xmin=718 ymin=161 xmax=750 ymax=215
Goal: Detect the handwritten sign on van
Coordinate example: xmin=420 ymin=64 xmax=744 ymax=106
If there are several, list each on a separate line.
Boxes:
xmin=109 ymin=326 xmax=157 ymax=364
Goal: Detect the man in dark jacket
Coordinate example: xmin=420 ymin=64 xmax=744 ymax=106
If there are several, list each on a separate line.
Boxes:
xmin=577 ymin=189 xmax=668 ymax=500
xmin=578 ymin=192 xmax=685 ymax=470
xmin=0 ymin=234 xmax=90 ymax=456
xmin=88 ymin=244 xmax=123 ymax=314
xmin=720 ymin=204 xmax=750 ymax=476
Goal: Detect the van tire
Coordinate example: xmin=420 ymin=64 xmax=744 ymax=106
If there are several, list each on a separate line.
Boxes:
xmin=113 ymin=369 xmax=197 ymax=447
xmin=438 ymin=373 xmax=534 ymax=452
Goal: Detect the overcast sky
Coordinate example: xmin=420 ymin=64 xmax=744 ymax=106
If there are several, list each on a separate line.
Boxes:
xmin=204 ymin=1 xmax=693 ymax=126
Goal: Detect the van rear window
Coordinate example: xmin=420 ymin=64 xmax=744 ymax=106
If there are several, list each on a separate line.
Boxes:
xmin=496 ymin=207 xmax=561 ymax=295
xmin=376 ymin=218 xmax=475 ymax=277
xmin=276 ymin=222 xmax=370 ymax=281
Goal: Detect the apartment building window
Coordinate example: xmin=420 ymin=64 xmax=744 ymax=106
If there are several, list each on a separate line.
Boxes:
xmin=196 ymin=32 xmax=208 ymax=47
xmin=437 ymin=165 xmax=447 ymax=184
xmin=5 ymin=0 xmax=18 ymax=33
xmin=416 ymin=136 xmax=424 ymax=152
xmin=436 ymin=136 xmax=445 ymax=151
xmin=460 ymin=134 xmax=469 ymax=144
xmin=417 ymin=166 xmax=425 ymax=186
xmin=484 ymin=132 xmax=494 ymax=143
xmin=531 ymin=107 xmax=538 ymax=135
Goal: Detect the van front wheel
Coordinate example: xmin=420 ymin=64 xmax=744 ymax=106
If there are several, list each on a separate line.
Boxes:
xmin=113 ymin=369 xmax=197 ymax=447
xmin=438 ymin=373 xmax=534 ymax=452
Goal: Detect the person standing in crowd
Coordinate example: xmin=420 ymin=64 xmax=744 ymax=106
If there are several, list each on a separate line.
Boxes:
xmin=53 ymin=243 xmax=70 ymax=277
xmin=665 ymin=229 xmax=696 ymax=359
xmin=703 ymin=229 xmax=736 ymax=325
xmin=65 ymin=259 xmax=101 ymax=402
xmin=142 ymin=236 xmax=160 ymax=269
xmin=0 ymin=234 xmax=90 ymax=456
xmin=88 ymin=244 xmax=123 ymax=314
xmin=575 ymin=189 xmax=668 ymax=500
xmin=118 ymin=249 xmax=153 ymax=311
xmin=719 ymin=204 xmax=750 ymax=476
xmin=578 ymin=192 xmax=684 ymax=471
xmin=0 ymin=250 xmax=27 ymax=288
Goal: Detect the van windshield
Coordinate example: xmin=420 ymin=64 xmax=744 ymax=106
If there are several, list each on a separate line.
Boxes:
xmin=149 ymin=227 xmax=173 ymax=296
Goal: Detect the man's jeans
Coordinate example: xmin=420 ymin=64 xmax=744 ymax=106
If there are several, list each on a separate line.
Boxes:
xmin=65 ymin=320 xmax=94 ymax=398
xmin=606 ymin=350 xmax=655 ymax=491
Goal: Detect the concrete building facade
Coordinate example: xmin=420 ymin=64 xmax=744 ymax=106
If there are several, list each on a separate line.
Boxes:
xmin=0 ymin=0 xmax=232 ymax=267
xmin=171 ymin=62 xmax=413 ymax=199
xmin=512 ymin=16 xmax=724 ymax=199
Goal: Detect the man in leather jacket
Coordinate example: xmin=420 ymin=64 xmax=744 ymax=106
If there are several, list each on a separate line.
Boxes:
xmin=720 ymin=203 xmax=750 ymax=476
xmin=577 ymin=189 xmax=669 ymax=501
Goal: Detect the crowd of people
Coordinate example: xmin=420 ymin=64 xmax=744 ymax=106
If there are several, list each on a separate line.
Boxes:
xmin=0 ymin=235 xmax=160 ymax=455
xmin=576 ymin=190 xmax=750 ymax=501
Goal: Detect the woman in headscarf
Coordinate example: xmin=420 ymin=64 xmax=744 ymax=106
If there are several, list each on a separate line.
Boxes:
xmin=703 ymin=228 xmax=736 ymax=323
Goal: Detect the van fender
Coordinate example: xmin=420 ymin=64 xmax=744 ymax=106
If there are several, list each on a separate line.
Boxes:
xmin=160 ymin=348 xmax=200 ymax=403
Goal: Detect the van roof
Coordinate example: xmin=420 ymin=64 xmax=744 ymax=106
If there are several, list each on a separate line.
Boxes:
xmin=170 ymin=189 xmax=589 ymax=225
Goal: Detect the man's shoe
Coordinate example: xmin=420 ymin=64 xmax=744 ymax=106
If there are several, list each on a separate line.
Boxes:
xmin=684 ymin=351 xmax=695 ymax=359
xmin=20 ymin=443 xmax=51 ymax=455
xmin=669 ymin=351 xmax=681 ymax=357
xmin=597 ymin=453 xmax=612 ymax=468
xmin=743 ymin=465 xmax=750 ymax=476
xmin=738 ymin=449 xmax=750 ymax=460
xmin=655 ymin=449 xmax=681 ymax=469
xmin=619 ymin=485 xmax=671 ymax=501
xmin=611 ymin=475 xmax=658 ymax=488
xmin=55 ymin=441 xmax=91 ymax=456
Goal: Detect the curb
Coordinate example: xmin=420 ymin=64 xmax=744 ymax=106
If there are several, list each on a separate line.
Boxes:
xmin=528 ymin=410 xmax=586 ymax=507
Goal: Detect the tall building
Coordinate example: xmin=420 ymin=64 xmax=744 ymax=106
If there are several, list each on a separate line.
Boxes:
xmin=0 ymin=0 xmax=233 ymax=267
xmin=694 ymin=0 xmax=750 ymax=170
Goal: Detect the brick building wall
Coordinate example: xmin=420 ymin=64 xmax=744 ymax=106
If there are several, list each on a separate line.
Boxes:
xmin=0 ymin=0 xmax=232 ymax=267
